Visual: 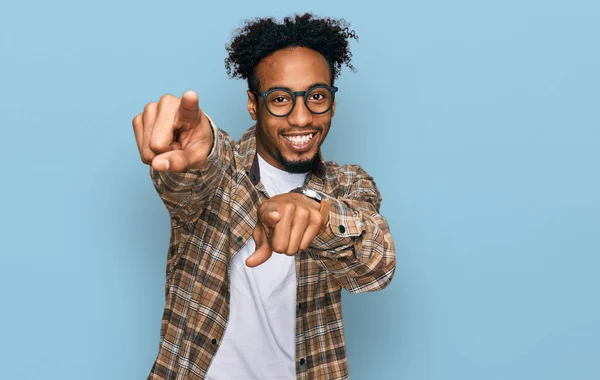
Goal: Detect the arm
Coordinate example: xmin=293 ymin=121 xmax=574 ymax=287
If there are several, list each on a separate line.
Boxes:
xmin=132 ymin=91 xmax=234 ymax=225
xmin=246 ymin=165 xmax=396 ymax=294
xmin=150 ymin=119 xmax=232 ymax=225
xmin=308 ymin=165 xmax=396 ymax=293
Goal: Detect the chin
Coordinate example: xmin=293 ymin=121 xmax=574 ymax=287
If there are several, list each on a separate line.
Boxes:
xmin=278 ymin=152 xmax=319 ymax=174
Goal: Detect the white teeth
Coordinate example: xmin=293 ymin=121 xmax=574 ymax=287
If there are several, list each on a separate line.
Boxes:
xmin=285 ymin=133 xmax=314 ymax=145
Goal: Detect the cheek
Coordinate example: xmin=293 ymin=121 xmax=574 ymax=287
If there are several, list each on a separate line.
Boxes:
xmin=257 ymin=118 xmax=282 ymax=143
xmin=259 ymin=117 xmax=283 ymax=139
xmin=315 ymin=116 xmax=332 ymax=135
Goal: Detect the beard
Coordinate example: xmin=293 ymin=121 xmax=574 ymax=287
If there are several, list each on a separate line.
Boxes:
xmin=254 ymin=113 xmax=330 ymax=174
xmin=275 ymin=150 xmax=320 ymax=173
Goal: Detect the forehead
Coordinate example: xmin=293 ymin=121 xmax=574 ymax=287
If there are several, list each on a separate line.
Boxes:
xmin=256 ymin=47 xmax=331 ymax=90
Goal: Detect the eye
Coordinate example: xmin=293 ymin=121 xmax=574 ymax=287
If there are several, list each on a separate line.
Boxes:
xmin=267 ymin=91 xmax=292 ymax=105
xmin=307 ymin=88 xmax=331 ymax=103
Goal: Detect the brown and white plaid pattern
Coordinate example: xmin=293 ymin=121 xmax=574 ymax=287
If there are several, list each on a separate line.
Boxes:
xmin=147 ymin=121 xmax=396 ymax=380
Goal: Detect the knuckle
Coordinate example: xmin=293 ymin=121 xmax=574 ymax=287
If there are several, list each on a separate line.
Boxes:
xmin=132 ymin=113 xmax=142 ymax=127
xmin=271 ymin=242 xmax=286 ymax=253
xmin=143 ymin=102 xmax=157 ymax=114
xmin=284 ymin=202 xmax=296 ymax=213
xmin=149 ymin=136 xmax=170 ymax=153
xmin=296 ymin=208 xmax=310 ymax=221
xmin=148 ymin=139 xmax=161 ymax=152
xmin=141 ymin=151 xmax=154 ymax=164
xmin=257 ymin=202 xmax=267 ymax=215
xmin=313 ymin=213 xmax=324 ymax=226
xmin=259 ymin=200 xmax=274 ymax=214
xmin=159 ymin=94 xmax=176 ymax=105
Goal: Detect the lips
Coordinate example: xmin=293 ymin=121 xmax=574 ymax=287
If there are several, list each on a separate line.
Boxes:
xmin=282 ymin=132 xmax=318 ymax=153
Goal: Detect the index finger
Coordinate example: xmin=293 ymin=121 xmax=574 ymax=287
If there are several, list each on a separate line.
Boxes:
xmin=150 ymin=91 xmax=201 ymax=154
xmin=177 ymin=90 xmax=201 ymax=124
xmin=246 ymin=222 xmax=273 ymax=267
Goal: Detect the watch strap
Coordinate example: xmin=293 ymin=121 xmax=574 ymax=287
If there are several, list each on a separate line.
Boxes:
xmin=318 ymin=196 xmax=331 ymax=232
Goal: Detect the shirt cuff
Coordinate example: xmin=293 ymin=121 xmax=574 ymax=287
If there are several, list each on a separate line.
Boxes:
xmin=202 ymin=114 xmax=219 ymax=167
xmin=310 ymin=197 xmax=364 ymax=251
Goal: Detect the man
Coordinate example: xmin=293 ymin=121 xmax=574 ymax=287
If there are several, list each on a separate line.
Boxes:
xmin=132 ymin=13 xmax=396 ymax=380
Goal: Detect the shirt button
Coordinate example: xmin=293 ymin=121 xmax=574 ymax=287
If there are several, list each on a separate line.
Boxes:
xmin=211 ymin=339 xmax=217 ymax=345
xmin=299 ymin=358 xmax=305 ymax=366
xmin=298 ymin=302 xmax=302 ymax=310
xmin=237 ymin=236 xmax=243 ymax=243
xmin=338 ymin=225 xmax=346 ymax=233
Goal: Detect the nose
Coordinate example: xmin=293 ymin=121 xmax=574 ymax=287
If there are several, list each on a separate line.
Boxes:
xmin=287 ymin=98 xmax=313 ymax=127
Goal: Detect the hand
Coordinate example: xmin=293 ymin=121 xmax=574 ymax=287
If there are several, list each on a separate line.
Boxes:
xmin=246 ymin=193 xmax=325 ymax=267
xmin=132 ymin=90 xmax=213 ymax=172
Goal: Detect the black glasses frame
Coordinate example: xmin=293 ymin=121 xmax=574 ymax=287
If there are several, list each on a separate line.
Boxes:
xmin=251 ymin=85 xmax=338 ymax=117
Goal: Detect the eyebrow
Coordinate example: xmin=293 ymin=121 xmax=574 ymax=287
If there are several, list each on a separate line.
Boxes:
xmin=264 ymin=82 xmax=331 ymax=92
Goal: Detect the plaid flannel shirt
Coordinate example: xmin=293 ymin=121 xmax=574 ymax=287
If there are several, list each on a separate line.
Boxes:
xmin=147 ymin=119 xmax=396 ymax=379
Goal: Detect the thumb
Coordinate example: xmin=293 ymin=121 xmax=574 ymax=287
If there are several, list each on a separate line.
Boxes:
xmin=246 ymin=222 xmax=272 ymax=267
xmin=151 ymin=151 xmax=188 ymax=172
xmin=259 ymin=201 xmax=281 ymax=228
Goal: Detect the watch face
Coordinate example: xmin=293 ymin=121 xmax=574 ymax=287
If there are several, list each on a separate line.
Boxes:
xmin=295 ymin=188 xmax=321 ymax=202
xmin=291 ymin=187 xmax=325 ymax=202
xmin=303 ymin=189 xmax=320 ymax=200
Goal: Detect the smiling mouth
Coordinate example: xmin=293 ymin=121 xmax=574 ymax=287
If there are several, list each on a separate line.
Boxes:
xmin=282 ymin=132 xmax=318 ymax=152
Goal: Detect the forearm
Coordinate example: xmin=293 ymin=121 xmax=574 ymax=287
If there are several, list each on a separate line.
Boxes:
xmin=307 ymin=178 xmax=396 ymax=293
xmin=150 ymin=118 xmax=232 ymax=225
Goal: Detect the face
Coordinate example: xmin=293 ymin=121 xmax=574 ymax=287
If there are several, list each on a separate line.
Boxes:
xmin=247 ymin=46 xmax=336 ymax=173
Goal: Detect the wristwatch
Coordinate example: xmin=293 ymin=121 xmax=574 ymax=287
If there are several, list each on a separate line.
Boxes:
xmin=290 ymin=187 xmax=331 ymax=231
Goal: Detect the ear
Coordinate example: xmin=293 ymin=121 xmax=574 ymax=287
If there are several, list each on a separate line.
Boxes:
xmin=247 ymin=90 xmax=258 ymax=121
xmin=330 ymin=98 xmax=336 ymax=118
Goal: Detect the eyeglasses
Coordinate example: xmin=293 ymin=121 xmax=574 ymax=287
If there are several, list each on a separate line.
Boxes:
xmin=252 ymin=85 xmax=338 ymax=117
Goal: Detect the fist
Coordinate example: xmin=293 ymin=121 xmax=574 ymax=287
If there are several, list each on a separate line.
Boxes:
xmin=245 ymin=193 xmax=326 ymax=267
xmin=132 ymin=90 xmax=213 ymax=172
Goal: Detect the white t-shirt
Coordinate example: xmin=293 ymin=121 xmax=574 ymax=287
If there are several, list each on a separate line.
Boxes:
xmin=205 ymin=154 xmax=307 ymax=380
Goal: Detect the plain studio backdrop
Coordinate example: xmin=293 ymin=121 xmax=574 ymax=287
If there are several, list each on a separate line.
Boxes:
xmin=1 ymin=1 xmax=599 ymax=379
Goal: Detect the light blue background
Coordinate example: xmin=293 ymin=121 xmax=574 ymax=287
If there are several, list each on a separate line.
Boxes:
xmin=1 ymin=0 xmax=598 ymax=379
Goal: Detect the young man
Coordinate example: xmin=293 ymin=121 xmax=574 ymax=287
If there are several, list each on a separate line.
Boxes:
xmin=132 ymin=13 xmax=396 ymax=380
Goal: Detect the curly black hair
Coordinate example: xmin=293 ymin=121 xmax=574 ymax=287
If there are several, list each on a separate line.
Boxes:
xmin=225 ymin=13 xmax=359 ymax=91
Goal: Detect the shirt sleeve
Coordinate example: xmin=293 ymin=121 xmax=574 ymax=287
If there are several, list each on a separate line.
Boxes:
xmin=308 ymin=165 xmax=397 ymax=293
xmin=150 ymin=115 xmax=233 ymax=226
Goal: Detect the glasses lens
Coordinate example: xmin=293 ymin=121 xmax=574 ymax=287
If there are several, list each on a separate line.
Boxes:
xmin=266 ymin=90 xmax=294 ymax=116
xmin=306 ymin=87 xmax=333 ymax=114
